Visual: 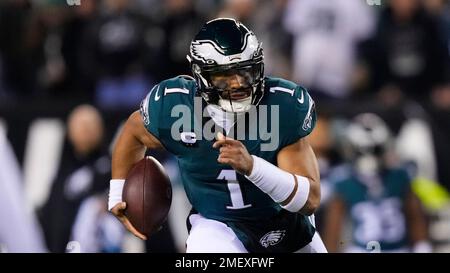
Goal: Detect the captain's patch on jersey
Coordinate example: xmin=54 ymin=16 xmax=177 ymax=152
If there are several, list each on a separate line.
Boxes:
xmin=180 ymin=131 xmax=197 ymax=145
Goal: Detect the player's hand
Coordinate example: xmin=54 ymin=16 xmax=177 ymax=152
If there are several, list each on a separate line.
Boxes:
xmin=111 ymin=202 xmax=147 ymax=240
xmin=213 ymin=132 xmax=254 ymax=176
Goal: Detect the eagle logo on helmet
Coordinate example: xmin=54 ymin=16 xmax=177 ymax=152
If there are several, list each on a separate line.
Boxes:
xmin=190 ymin=29 xmax=258 ymax=66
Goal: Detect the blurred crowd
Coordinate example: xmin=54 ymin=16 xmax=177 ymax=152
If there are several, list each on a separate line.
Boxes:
xmin=0 ymin=0 xmax=450 ymax=253
xmin=0 ymin=0 xmax=449 ymax=106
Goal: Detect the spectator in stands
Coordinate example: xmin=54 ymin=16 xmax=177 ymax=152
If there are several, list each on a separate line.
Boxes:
xmin=218 ymin=0 xmax=294 ymax=80
xmin=427 ymin=85 xmax=450 ymax=191
xmin=0 ymin=0 xmax=37 ymax=99
xmin=38 ymin=105 xmax=111 ymax=253
xmin=423 ymin=0 xmax=450 ymax=54
xmin=60 ymin=0 xmax=99 ymax=103
xmin=364 ymin=0 xmax=450 ymax=102
xmin=283 ymin=0 xmax=375 ymax=101
xmin=81 ymin=0 xmax=150 ymax=109
xmin=145 ymin=0 xmax=205 ymax=82
xmin=70 ymin=192 xmax=125 ymax=253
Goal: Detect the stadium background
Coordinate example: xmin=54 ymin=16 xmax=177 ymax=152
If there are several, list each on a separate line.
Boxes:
xmin=0 ymin=0 xmax=449 ymax=253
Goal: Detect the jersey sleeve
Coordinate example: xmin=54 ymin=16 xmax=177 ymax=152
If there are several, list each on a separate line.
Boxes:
xmin=329 ymin=166 xmax=353 ymax=203
xmin=333 ymin=179 xmax=350 ymax=202
xmin=279 ymin=85 xmax=317 ymax=146
xmin=393 ymin=168 xmax=413 ymax=198
xmin=139 ymin=83 xmax=163 ymax=139
xmin=139 ymin=76 xmax=196 ymax=142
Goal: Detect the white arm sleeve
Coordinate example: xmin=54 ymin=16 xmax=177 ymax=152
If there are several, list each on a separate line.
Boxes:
xmin=245 ymin=155 xmax=310 ymax=213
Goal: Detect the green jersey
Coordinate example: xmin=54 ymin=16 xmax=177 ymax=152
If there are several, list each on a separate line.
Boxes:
xmin=333 ymin=166 xmax=412 ymax=251
xmin=140 ymin=75 xmax=317 ymax=252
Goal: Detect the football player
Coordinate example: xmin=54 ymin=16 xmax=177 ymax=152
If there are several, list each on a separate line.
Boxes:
xmin=323 ymin=113 xmax=431 ymax=253
xmin=108 ymin=18 xmax=326 ymax=253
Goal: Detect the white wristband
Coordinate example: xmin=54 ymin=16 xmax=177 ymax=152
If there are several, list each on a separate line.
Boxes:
xmin=245 ymin=155 xmax=311 ymax=213
xmin=108 ymin=179 xmax=125 ymax=211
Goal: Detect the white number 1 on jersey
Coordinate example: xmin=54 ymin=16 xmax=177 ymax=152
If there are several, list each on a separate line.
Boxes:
xmin=217 ymin=170 xmax=252 ymax=210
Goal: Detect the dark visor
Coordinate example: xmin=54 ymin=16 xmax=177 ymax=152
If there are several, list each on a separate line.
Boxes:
xmin=207 ymin=64 xmax=261 ymax=91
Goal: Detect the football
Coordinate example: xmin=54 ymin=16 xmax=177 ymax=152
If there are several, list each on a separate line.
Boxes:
xmin=122 ymin=156 xmax=172 ymax=237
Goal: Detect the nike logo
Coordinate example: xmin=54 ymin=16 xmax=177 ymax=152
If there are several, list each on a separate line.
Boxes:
xmin=154 ymin=86 xmax=160 ymax=101
xmin=297 ymin=89 xmax=304 ymax=104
